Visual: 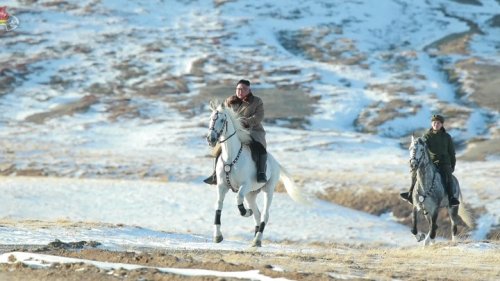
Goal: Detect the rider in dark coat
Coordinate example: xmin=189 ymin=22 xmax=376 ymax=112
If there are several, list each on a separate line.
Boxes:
xmin=204 ymin=79 xmax=268 ymax=184
xmin=401 ymin=114 xmax=460 ymax=207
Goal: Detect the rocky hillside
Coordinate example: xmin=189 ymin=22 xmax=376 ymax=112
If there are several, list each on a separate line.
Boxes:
xmin=0 ymin=0 xmax=499 ymax=178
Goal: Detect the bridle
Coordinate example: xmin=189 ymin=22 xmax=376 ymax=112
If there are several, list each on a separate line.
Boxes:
xmin=207 ymin=110 xmax=241 ymax=192
xmin=208 ymin=111 xmax=237 ymax=144
xmin=410 ymin=139 xmax=426 ymax=171
xmin=410 ymin=138 xmax=437 ymax=204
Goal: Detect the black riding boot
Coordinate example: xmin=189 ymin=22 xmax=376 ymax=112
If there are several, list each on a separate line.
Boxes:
xmin=400 ymin=172 xmax=416 ymax=204
xmin=440 ymin=165 xmax=460 ymax=207
xmin=203 ymin=157 xmax=218 ymax=185
xmin=257 ymin=153 xmax=267 ymax=183
xmin=444 ymin=181 xmax=460 ymax=207
xmin=400 ymin=190 xmax=413 ymax=204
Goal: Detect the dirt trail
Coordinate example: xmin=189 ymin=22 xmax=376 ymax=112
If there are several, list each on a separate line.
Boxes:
xmin=1 ymin=239 xmax=499 ymax=281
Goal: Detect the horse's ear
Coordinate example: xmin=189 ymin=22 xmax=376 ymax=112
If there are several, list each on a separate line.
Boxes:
xmin=411 ymin=134 xmax=415 ymax=142
xmin=209 ymin=99 xmax=221 ymax=111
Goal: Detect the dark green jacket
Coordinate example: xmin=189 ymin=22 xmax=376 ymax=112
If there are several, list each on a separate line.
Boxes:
xmin=423 ymin=128 xmax=456 ymax=169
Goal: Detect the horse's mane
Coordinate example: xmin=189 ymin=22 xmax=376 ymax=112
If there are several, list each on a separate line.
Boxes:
xmin=210 ymin=100 xmax=252 ymax=144
xmin=412 ymin=137 xmax=435 ymax=171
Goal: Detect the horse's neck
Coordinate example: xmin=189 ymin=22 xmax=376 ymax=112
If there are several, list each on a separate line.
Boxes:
xmin=220 ymin=121 xmax=241 ymax=161
xmin=416 ymin=150 xmax=435 ymax=190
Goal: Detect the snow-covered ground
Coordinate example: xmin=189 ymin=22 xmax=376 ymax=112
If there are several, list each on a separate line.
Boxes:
xmin=0 ymin=1 xmax=499 ymax=276
xmin=0 ymin=176 xmax=415 ymax=247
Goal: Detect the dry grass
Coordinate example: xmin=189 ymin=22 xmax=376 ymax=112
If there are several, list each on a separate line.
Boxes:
xmin=353 ymin=244 xmax=500 ymax=280
xmin=24 ymin=95 xmax=98 ymax=124
xmin=318 ymin=187 xmax=406 ymax=216
xmin=2 ymin=241 xmax=499 ymax=281
xmin=487 ymin=227 xmax=500 ymax=241
xmin=356 ymin=97 xmax=421 ymax=134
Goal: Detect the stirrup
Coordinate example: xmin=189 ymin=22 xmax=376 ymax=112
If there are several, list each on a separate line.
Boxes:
xmin=257 ymin=173 xmax=267 ymax=183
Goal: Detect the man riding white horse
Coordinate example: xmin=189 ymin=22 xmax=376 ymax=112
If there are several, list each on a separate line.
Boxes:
xmin=204 ymin=79 xmax=268 ymax=184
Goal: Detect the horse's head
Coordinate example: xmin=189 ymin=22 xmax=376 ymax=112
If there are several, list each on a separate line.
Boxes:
xmin=409 ymin=135 xmax=426 ymax=170
xmin=206 ymin=101 xmax=228 ymax=147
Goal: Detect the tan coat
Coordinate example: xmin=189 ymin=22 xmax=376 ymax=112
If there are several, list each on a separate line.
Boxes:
xmin=225 ymin=94 xmax=266 ymax=148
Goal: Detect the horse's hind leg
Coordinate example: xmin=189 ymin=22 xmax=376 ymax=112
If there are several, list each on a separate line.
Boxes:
xmin=252 ymin=187 xmax=274 ymax=247
xmin=448 ymin=206 xmax=459 ymax=241
xmin=213 ymin=186 xmax=229 ymax=243
xmin=245 ymin=191 xmax=261 ymax=237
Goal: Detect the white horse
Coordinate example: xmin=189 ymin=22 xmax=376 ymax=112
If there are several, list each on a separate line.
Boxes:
xmin=409 ymin=136 xmax=473 ymax=245
xmin=206 ymin=100 xmax=309 ymax=247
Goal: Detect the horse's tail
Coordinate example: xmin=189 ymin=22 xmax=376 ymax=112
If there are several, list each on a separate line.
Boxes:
xmin=278 ymin=164 xmax=312 ymax=205
xmin=458 ymin=192 xmax=474 ymax=228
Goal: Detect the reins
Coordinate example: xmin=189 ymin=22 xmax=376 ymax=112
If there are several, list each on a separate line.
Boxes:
xmin=218 ymin=121 xmax=237 ymax=143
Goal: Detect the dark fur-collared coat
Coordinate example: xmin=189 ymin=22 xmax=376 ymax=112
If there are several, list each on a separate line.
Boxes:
xmin=225 ymin=93 xmax=266 ymax=148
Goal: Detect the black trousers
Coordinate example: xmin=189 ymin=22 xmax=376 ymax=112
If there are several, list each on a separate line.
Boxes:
xmin=437 ymin=164 xmax=453 ymax=198
xmin=249 ymin=139 xmax=266 ymax=176
xmin=249 ymin=140 xmax=266 ymax=160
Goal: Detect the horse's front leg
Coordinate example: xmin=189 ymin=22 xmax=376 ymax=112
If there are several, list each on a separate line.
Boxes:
xmin=237 ymin=183 xmax=253 ymax=217
xmin=214 ymin=185 xmax=229 ymax=243
xmin=412 ymin=206 xmax=425 ymax=242
xmin=424 ymin=210 xmax=438 ymax=246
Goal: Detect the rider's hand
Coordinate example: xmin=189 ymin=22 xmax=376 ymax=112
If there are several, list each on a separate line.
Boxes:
xmin=241 ymin=118 xmax=250 ymax=128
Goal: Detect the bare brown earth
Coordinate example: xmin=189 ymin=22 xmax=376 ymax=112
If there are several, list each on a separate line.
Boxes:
xmin=24 ymin=95 xmax=99 ymax=124
xmin=459 ymin=129 xmax=500 ymax=161
xmin=1 ymin=239 xmax=499 ymax=281
xmin=432 ymin=30 xmax=500 ymax=161
xmin=193 ymin=85 xmax=317 ymax=129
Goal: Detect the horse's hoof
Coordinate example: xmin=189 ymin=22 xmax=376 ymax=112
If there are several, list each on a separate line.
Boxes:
xmin=424 ymin=237 xmax=430 ymax=246
xmin=214 ymin=235 xmax=223 ymax=243
xmin=246 ymin=209 xmax=253 ymax=217
xmin=252 ymin=240 xmax=262 ymax=247
xmin=415 ymin=233 xmax=425 ymax=242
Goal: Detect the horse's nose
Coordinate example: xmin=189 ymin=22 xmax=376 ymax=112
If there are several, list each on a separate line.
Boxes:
xmin=206 ymin=132 xmax=216 ymax=147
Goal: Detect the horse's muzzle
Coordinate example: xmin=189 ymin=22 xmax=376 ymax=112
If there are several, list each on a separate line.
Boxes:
xmin=206 ymin=132 xmax=217 ymax=147
xmin=409 ymin=159 xmax=418 ymax=170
